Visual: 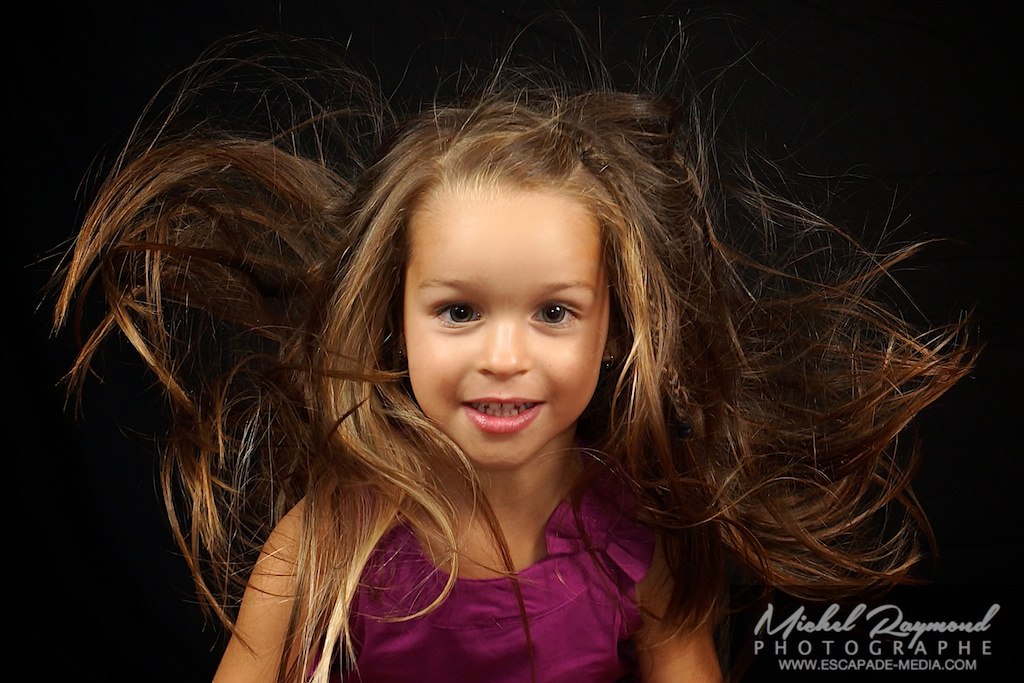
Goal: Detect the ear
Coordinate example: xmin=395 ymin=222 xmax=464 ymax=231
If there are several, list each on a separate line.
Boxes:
xmin=603 ymin=294 xmax=626 ymax=366
xmin=385 ymin=329 xmax=406 ymax=368
xmin=601 ymin=332 xmax=626 ymax=371
xmin=602 ymin=329 xmax=624 ymax=365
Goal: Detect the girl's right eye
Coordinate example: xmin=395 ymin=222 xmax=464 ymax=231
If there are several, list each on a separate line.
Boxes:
xmin=438 ymin=304 xmax=479 ymax=325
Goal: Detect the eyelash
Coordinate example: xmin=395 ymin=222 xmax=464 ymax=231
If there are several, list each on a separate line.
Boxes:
xmin=536 ymin=304 xmax=574 ymax=325
xmin=435 ymin=303 xmax=577 ymax=327
xmin=437 ymin=303 xmax=480 ymax=325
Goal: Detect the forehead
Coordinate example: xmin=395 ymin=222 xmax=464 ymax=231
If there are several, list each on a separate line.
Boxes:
xmin=405 ymin=186 xmax=604 ymax=285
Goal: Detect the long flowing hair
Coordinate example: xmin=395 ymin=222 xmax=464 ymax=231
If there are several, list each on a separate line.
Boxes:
xmin=52 ymin=33 xmax=975 ymax=681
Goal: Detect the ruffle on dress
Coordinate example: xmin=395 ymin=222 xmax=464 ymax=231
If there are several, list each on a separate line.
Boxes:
xmin=357 ymin=473 xmax=654 ymax=625
xmin=346 ymin=474 xmax=655 ymax=682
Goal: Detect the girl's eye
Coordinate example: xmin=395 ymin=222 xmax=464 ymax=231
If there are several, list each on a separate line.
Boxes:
xmin=440 ymin=304 xmax=478 ymax=324
xmin=537 ymin=304 xmax=572 ymax=325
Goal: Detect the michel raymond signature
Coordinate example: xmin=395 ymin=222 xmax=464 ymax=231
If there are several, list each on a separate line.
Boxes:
xmin=755 ymin=602 xmax=1000 ymax=648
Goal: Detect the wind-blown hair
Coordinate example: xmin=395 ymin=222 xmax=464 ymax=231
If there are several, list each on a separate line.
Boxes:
xmin=52 ymin=34 xmax=974 ymax=682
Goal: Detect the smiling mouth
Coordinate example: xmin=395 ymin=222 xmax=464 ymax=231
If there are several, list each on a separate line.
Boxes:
xmin=468 ymin=402 xmax=537 ymax=417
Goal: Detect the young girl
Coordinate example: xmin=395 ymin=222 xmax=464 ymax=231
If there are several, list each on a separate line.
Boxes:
xmin=52 ymin=33 xmax=974 ymax=682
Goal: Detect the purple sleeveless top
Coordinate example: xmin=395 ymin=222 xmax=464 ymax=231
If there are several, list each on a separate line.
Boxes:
xmin=344 ymin=476 xmax=655 ymax=682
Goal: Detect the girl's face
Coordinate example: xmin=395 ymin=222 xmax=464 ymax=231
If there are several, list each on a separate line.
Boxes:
xmin=402 ymin=185 xmax=610 ymax=473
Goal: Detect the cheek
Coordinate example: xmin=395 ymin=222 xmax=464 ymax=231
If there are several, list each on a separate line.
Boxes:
xmin=548 ymin=347 xmax=603 ymax=405
xmin=562 ymin=316 xmax=610 ymax=409
xmin=403 ymin=332 xmax=463 ymax=409
xmin=405 ymin=344 xmax=439 ymax=391
xmin=402 ymin=322 xmax=438 ymax=403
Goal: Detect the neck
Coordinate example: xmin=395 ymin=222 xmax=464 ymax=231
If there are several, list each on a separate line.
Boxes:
xmin=443 ymin=450 xmax=581 ymax=577
xmin=475 ymin=451 xmax=579 ymax=514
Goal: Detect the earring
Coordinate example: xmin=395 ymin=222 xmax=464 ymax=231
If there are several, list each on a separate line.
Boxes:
xmin=392 ymin=340 xmax=406 ymax=368
xmin=601 ymin=352 xmax=615 ymax=370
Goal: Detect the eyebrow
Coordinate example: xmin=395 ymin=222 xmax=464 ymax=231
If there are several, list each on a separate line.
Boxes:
xmin=415 ymin=278 xmax=598 ymax=293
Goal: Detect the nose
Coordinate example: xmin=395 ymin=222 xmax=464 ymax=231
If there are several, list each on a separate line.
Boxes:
xmin=478 ymin=318 xmax=530 ymax=377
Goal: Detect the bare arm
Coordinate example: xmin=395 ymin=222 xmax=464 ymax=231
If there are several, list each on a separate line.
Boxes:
xmin=214 ymin=503 xmax=304 ymax=683
xmin=635 ymin=542 xmax=723 ymax=683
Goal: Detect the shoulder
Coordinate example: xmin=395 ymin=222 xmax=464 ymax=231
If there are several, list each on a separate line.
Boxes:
xmin=263 ymin=500 xmax=306 ymax=565
xmin=634 ymin=537 xmax=723 ymax=683
xmin=244 ymin=500 xmax=306 ymax=593
xmin=213 ymin=500 xmax=305 ymax=683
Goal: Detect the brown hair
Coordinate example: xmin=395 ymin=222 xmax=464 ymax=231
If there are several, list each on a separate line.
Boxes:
xmin=52 ymin=34 xmax=975 ymax=681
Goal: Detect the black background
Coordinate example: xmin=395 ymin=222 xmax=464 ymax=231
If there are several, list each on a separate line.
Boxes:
xmin=12 ymin=2 xmax=1020 ymax=681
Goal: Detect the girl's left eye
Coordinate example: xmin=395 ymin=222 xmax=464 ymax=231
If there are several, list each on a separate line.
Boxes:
xmin=536 ymin=304 xmax=573 ymax=325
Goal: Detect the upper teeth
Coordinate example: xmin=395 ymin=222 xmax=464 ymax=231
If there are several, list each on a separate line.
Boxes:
xmin=470 ymin=402 xmax=535 ymax=417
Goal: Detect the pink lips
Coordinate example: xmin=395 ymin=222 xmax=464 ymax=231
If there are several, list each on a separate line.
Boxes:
xmin=462 ymin=402 xmax=542 ymax=434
